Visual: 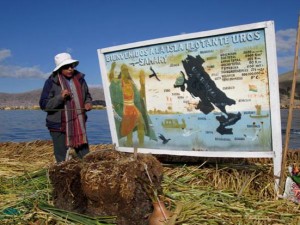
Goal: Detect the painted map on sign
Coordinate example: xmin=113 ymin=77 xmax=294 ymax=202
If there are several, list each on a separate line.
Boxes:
xmin=101 ymin=29 xmax=272 ymax=152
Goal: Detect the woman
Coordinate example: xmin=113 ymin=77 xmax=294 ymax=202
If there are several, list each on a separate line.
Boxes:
xmin=39 ymin=53 xmax=93 ymax=162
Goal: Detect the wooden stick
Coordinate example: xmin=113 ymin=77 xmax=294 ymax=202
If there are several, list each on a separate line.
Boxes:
xmin=44 ymin=108 xmax=87 ymax=112
xmin=134 ymin=145 xmax=138 ymax=160
xmin=280 ymin=14 xmax=300 ymax=192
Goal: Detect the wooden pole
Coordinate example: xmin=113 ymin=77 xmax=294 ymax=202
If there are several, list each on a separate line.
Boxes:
xmin=134 ymin=145 xmax=138 ymax=160
xmin=280 ymin=14 xmax=300 ymax=192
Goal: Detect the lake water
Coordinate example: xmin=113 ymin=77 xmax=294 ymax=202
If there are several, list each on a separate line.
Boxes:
xmin=0 ymin=109 xmax=300 ymax=149
xmin=0 ymin=110 xmax=112 ymax=144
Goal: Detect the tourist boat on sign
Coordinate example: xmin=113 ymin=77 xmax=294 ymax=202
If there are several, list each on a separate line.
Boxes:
xmin=161 ymin=118 xmax=186 ymax=129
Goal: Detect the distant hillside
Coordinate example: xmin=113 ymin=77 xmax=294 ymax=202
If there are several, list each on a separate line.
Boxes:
xmin=0 ymin=87 xmax=105 ymax=107
xmin=1 ymin=70 xmax=300 ymax=108
xmin=279 ymin=69 xmax=300 ymax=107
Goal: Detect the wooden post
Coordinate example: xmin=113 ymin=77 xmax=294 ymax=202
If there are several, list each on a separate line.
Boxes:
xmin=134 ymin=145 xmax=138 ymax=160
xmin=280 ymin=14 xmax=300 ymax=192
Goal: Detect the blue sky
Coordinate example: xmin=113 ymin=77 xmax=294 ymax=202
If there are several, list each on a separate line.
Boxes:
xmin=0 ymin=0 xmax=299 ymax=93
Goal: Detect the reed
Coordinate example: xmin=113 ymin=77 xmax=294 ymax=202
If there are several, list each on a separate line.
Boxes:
xmin=1 ymin=141 xmax=300 ymax=224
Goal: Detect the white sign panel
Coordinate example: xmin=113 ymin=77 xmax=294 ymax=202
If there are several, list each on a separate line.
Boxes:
xmin=98 ymin=21 xmax=282 ymax=166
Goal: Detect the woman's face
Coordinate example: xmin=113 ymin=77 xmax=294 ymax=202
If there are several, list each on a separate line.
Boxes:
xmin=60 ymin=63 xmax=75 ymax=78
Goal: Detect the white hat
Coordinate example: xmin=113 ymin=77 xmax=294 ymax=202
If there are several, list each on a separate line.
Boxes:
xmin=53 ymin=53 xmax=79 ymax=72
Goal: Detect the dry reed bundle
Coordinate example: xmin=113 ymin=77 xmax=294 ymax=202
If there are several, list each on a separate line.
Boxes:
xmin=0 ymin=141 xmax=115 ymax=177
xmin=0 ymin=141 xmax=53 ymax=177
xmin=49 ymin=149 xmax=164 ymax=225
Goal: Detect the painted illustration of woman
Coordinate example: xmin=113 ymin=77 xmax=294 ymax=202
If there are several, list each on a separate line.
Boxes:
xmin=109 ymin=62 xmax=157 ymax=147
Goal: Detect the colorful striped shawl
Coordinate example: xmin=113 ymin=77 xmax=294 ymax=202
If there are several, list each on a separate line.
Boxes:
xmin=58 ymin=73 xmax=87 ymax=148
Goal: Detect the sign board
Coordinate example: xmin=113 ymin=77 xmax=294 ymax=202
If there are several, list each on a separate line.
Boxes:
xmin=97 ymin=21 xmax=282 ymax=168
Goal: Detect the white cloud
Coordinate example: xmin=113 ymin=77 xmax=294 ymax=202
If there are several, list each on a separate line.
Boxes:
xmin=277 ymin=55 xmax=295 ymax=68
xmin=276 ymin=28 xmax=300 ymax=71
xmin=0 ymin=49 xmax=11 ymax=62
xmin=0 ymin=64 xmax=49 ymax=79
xmin=0 ymin=49 xmax=49 ymax=79
xmin=276 ymin=29 xmax=297 ymax=53
xmin=66 ymin=48 xmax=73 ymax=53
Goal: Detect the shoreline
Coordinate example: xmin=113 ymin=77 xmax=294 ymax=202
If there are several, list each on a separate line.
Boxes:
xmin=1 ymin=105 xmax=299 ymax=110
xmin=0 ymin=105 xmax=106 ymax=110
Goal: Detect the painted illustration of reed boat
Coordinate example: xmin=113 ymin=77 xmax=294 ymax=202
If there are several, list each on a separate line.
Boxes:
xmin=250 ymin=105 xmax=269 ymax=118
xmin=162 ymin=118 xmax=186 ymax=129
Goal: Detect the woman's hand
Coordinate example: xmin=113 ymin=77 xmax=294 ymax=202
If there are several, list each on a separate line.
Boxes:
xmin=84 ymin=103 xmax=93 ymax=111
xmin=61 ymin=90 xmax=71 ymax=99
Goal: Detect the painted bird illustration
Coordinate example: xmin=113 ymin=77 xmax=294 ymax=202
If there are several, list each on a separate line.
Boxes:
xmin=149 ymin=67 xmax=160 ymax=81
xmin=129 ymin=62 xmax=139 ymax=66
xmin=158 ymin=133 xmax=171 ymax=144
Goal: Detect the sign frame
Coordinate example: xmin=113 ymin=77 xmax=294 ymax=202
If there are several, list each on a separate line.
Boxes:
xmin=97 ymin=21 xmax=282 ymax=187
